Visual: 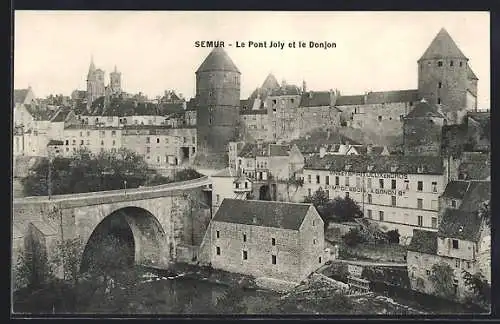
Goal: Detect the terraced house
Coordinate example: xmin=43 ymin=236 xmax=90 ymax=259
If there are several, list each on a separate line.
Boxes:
xmin=407 ymin=180 xmax=491 ymax=301
xmin=300 ymin=154 xmax=446 ymax=244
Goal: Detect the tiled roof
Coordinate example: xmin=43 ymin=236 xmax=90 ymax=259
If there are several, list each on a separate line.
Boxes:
xmin=467 ymin=65 xmax=478 ymax=80
xmin=299 ymin=91 xmax=332 ymax=107
xmin=406 ymin=100 xmax=444 ymax=118
xmin=212 ymin=167 xmax=237 ymax=178
xmin=14 ymin=89 xmax=30 ymax=104
xmin=50 ymin=107 xmax=72 ymax=122
xmin=441 ymin=181 xmax=470 ymax=200
xmin=238 ymin=143 xmax=289 ymax=158
xmin=288 ymin=129 xmax=359 ymax=147
xmin=365 ymin=89 xmax=419 ymax=104
xmin=458 ymin=156 xmax=490 ymax=180
xmin=261 ymin=73 xmax=280 ymax=90
xmin=269 ymin=85 xmax=301 ymax=96
xmin=438 ymin=208 xmax=482 ymax=242
xmin=196 ymin=47 xmax=240 ymax=73
xmin=213 ymin=199 xmax=313 ymax=231
xmin=269 ymin=144 xmax=289 ymax=156
xmin=24 ymin=104 xmax=56 ymax=121
xmin=304 ymin=154 xmax=444 ymax=175
xmin=419 ymin=28 xmax=468 ymax=61
xmin=407 ymin=229 xmax=438 ymax=254
xmin=335 ymin=95 xmax=364 ymax=106
xmin=459 ymin=181 xmax=491 ymax=213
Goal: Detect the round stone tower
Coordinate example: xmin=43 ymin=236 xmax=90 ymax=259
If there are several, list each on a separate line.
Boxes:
xmin=195 ymin=47 xmax=241 ymax=157
xmin=417 ymin=28 xmax=470 ymax=124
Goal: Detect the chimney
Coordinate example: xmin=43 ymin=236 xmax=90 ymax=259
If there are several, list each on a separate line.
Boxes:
xmin=302 ymin=80 xmax=307 ymax=93
xmin=319 ymin=146 xmax=326 ymax=158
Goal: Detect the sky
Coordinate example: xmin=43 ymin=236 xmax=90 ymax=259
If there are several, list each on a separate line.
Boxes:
xmin=14 ymin=11 xmax=490 ymax=108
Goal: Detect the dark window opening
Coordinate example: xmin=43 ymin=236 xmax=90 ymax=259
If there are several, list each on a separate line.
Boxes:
xmin=216 ymin=230 xmax=220 ymax=238
xmin=391 ymin=179 xmax=396 ymax=189
xmin=438 ymin=82 xmax=442 ymax=88
xmin=271 ymin=255 xmax=277 ymax=265
xmin=216 ymin=247 xmax=220 ymax=255
xmin=437 ymin=98 xmax=441 ymax=104
xmin=450 ymin=60 xmax=454 ymax=66
xmin=243 ymin=250 xmax=248 ymax=260
xmin=378 ymin=116 xmax=382 ymax=122
xmin=319 ymin=257 xmax=322 ymax=263
xmin=452 ymin=239 xmax=459 ymax=249
xmin=438 ymin=61 xmax=443 ymax=67
xmin=243 ymin=234 xmax=247 ymax=242
xmin=272 ymin=238 xmax=276 ymax=246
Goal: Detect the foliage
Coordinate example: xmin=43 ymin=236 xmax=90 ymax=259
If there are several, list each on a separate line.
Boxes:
xmin=462 ymin=270 xmax=491 ymax=308
xmin=342 ymin=228 xmax=365 ymax=247
xmin=304 ymin=189 xmax=363 ymax=228
xmin=213 ymin=287 xmax=247 ymax=314
xmin=21 ymin=148 xmax=201 ymax=196
xmin=50 ymin=237 xmax=85 ymax=286
xmin=386 ymin=229 xmax=400 ymax=244
xmin=428 ymin=262 xmax=456 ymax=299
xmin=478 ymin=200 xmax=490 ymax=227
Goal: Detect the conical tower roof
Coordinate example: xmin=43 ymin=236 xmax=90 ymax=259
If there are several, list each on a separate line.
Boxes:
xmin=419 ymin=28 xmax=468 ymax=62
xmin=196 ymin=47 xmax=240 ymax=74
xmin=261 ymin=73 xmax=280 ymax=90
xmin=87 ymin=55 xmax=96 ymax=77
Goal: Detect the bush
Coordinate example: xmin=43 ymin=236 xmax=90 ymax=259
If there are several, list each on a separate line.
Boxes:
xmin=342 ymin=228 xmax=365 ymax=247
xmin=386 ymin=229 xmax=400 ymax=244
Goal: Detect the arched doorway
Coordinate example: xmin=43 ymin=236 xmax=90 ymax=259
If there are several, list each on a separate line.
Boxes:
xmin=80 ymin=207 xmax=167 ymax=274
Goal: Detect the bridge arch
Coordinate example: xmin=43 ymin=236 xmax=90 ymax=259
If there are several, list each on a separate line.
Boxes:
xmin=80 ymin=206 xmax=168 ymax=273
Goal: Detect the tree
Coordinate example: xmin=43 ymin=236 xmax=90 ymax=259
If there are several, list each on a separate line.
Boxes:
xmin=50 ymin=237 xmax=85 ymax=286
xmin=329 ymin=196 xmax=363 ymax=223
xmin=462 ymin=270 xmax=491 ymax=309
xmin=342 ymin=228 xmax=365 ymax=247
xmin=386 ymin=229 xmax=400 ymax=244
xmin=174 ymin=168 xmax=203 ymax=182
xmin=428 ymin=262 xmax=456 ymax=299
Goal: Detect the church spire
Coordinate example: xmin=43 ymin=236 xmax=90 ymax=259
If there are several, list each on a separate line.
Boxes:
xmin=88 ymin=55 xmax=96 ymax=77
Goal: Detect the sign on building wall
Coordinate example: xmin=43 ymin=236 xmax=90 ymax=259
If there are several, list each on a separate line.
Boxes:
xmin=324 ymin=185 xmax=406 ymax=196
xmin=347 ymin=264 xmax=363 ymax=277
xmin=327 ymin=171 xmax=409 ymax=179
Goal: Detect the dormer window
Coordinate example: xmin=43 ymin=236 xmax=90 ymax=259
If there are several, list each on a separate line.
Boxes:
xmin=390 ymin=166 xmax=398 ymax=173
xmin=367 ymin=165 xmax=374 ymax=172
xmin=344 ymin=164 xmax=351 ymax=171
xmin=417 ymin=166 xmax=424 ymax=173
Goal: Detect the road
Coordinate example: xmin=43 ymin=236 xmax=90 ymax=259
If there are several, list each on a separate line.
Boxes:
xmin=13 ymin=176 xmax=212 ymax=205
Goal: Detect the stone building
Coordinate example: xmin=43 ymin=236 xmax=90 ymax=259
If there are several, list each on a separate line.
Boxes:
xmin=195 ymin=47 xmax=241 ymax=161
xmin=407 ymin=180 xmax=490 ymax=301
xmin=403 ymin=99 xmax=446 ymax=156
xmin=86 ymin=57 xmax=106 ymax=111
xmin=109 ymin=65 xmax=122 ymax=95
xmin=208 ymin=199 xmax=325 ymax=283
xmin=300 ymin=154 xmax=446 ymax=244
xmin=210 ymin=168 xmax=253 ymax=215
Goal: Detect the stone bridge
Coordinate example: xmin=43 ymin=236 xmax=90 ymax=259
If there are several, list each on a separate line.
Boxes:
xmin=12 ymin=176 xmax=213 ymax=277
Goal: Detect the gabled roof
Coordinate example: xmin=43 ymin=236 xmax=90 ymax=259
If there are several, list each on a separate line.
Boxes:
xmin=14 ymin=89 xmax=30 ymax=104
xmin=261 ymin=73 xmax=280 ymax=91
xmin=305 ymin=154 xmax=444 ymax=175
xmin=407 ymin=229 xmax=438 ymax=254
xmin=299 ymin=91 xmax=332 ymax=107
xmin=269 ymin=84 xmax=301 ymax=96
xmin=406 ymin=99 xmax=444 ymax=118
xmin=419 ymin=28 xmax=468 ymax=62
xmin=438 ymin=208 xmax=483 ymax=242
xmin=50 ymin=107 xmax=73 ymax=122
xmin=213 ymin=199 xmax=313 ymax=230
xmin=335 ymin=95 xmax=365 ymax=106
xmin=441 ymin=181 xmax=470 ymax=200
xmin=196 ymin=47 xmax=240 ymax=74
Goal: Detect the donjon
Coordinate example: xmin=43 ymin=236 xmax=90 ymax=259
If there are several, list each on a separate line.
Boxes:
xmin=195 ymin=48 xmax=241 ymax=166
xmin=417 ymin=28 xmax=478 ymax=124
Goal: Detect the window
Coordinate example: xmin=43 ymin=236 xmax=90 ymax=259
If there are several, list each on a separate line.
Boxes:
xmin=146 ymin=137 xmax=150 ymax=144
xmin=216 ymin=194 xmax=220 ymax=203
xmin=379 ymin=211 xmax=384 ymax=221
xmin=367 ymin=178 xmax=372 ymax=189
xmin=316 ymin=175 xmax=320 ymax=184
xmin=325 ymin=176 xmax=330 ymax=185
xmin=244 ymin=182 xmax=248 ymax=189
xmin=438 ymin=82 xmax=442 ymax=88
xmin=335 ymin=176 xmax=339 ymax=186
xmin=80 ymin=140 xmax=84 ymax=145
xmin=367 ymin=209 xmax=372 ymax=219
xmin=438 ymin=61 xmax=443 ymax=67
xmin=466 ymin=261 xmax=471 ymax=269
xmin=243 ymin=250 xmax=248 ymax=260
xmin=367 ymin=194 xmax=372 ymax=204
xmin=378 ymin=116 xmax=382 ymax=122
xmin=452 ymin=239 xmax=459 ymax=249
xmin=112 ymin=140 xmax=116 ymax=146
xmin=426 ymin=270 xmax=431 ymax=276
xmin=417 ymin=215 xmax=423 ymax=227
xmin=312 ymin=220 xmax=316 ymax=226
xmin=216 ymin=230 xmax=220 ymax=238
xmin=404 ymin=180 xmax=409 ymax=190
xmin=156 ymin=138 xmax=160 ymax=144
xmin=313 ymin=239 xmax=317 ymax=245
xmin=450 ymin=60 xmax=454 ymax=66
xmin=111 ymin=130 xmax=116 ymax=136
xmin=146 ymin=147 xmax=151 ymax=153
xmin=417 ymin=198 xmax=423 ymax=209
xmin=156 ymin=156 xmax=160 ymax=162
xmin=432 ymin=217 xmax=437 ymax=228
xmin=417 ymin=181 xmax=423 ymax=191
xmin=308 ymin=175 xmax=311 ymax=183
xmin=272 ymin=255 xmax=277 ymax=265
xmin=391 ymin=179 xmax=396 ymax=190
xmin=345 ymin=177 xmax=350 ymax=187
xmin=455 ymin=259 xmax=460 ymax=268
xmin=391 ymin=196 xmax=397 ymax=207
xmin=460 ymin=61 xmax=463 ymax=67
xmin=345 ymin=192 xmax=349 ymax=199
xmin=216 ymin=247 xmax=220 ymax=255
xmin=437 ymin=98 xmax=441 ymax=104
xmin=65 ymin=140 xmax=69 ymax=145
xmin=101 ymin=140 xmax=104 ymax=146
xmin=235 ymin=182 xmax=240 ymax=189
xmin=308 ymin=188 xmax=311 ymax=196
xmin=72 ymin=139 xmax=76 ymax=145
xmin=379 ymin=179 xmax=384 ymax=189
xmin=319 ymin=257 xmax=322 ymax=263
xmin=243 ymin=234 xmax=247 ymax=242
xmin=272 ymin=238 xmax=276 ymax=246
xmin=432 ymin=182 xmax=437 ymax=192
xmin=79 ymin=131 xmax=83 ymax=137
